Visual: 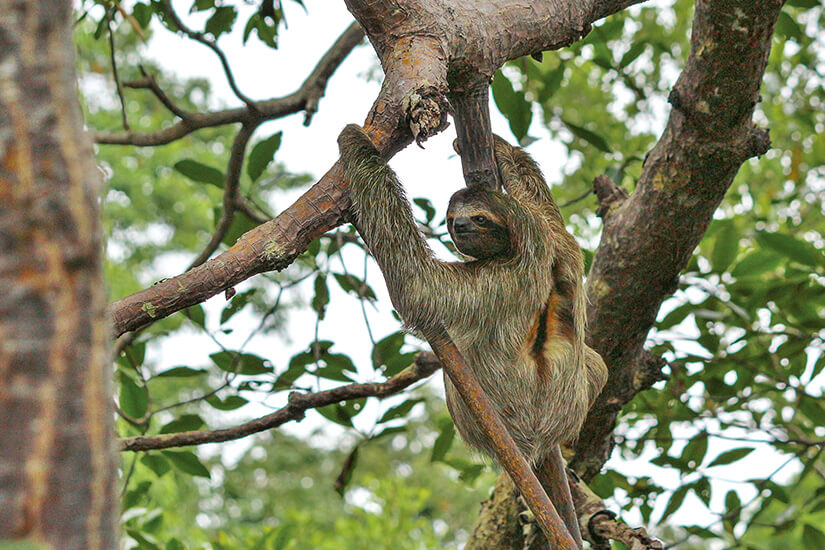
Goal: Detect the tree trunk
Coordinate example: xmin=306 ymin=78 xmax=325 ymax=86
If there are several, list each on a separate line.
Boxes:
xmin=0 ymin=1 xmax=117 ymax=549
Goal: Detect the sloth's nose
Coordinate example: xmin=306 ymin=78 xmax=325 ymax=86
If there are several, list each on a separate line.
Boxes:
xmin=453 ymin=217 xmax=473 ymax=233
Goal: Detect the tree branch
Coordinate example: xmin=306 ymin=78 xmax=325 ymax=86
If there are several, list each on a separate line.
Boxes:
xmin=125 ymin=68 xmax=194 ymax=120
xmin=189 ymin=122 xmax=257 ymax=269
xmin=568 ymin=472 xmax=663 ymax=550
xmin=572 ymin=0 xmax=782 ymax=481
xmin=120 ymin=352 xmax=441 ymax=452
xmin=92 ymin=22 xmax=365 ymax=146
xmin=160 ymin=0 xmax=257 ymax=109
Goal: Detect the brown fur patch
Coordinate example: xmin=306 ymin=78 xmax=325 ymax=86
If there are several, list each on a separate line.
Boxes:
xmin=530 ymin=293 xmax=575 ymax=381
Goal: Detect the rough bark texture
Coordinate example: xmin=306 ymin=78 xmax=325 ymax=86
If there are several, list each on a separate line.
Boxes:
xmin=0 ymin=1 xmax=117 ymax=549
xmin=572 ymin=0 xmax=781 ymax=480
xmin=464 ymin=475 xmax=523 ymax=550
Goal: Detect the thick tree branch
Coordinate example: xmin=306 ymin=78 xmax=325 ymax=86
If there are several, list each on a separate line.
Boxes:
xmin=121 ymin=353 xmax=440 ymax=451
xmin=92 ymin=22 xmax=365 ymax=146
xmin=572 ymin=0 xmax=782 ymax=480
xmin=346 ymin=0 xmax=648 ymax=188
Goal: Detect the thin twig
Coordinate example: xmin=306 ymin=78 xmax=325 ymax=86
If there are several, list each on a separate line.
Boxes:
xmin=161 ymin=0 xmax=257 ymax=110
xmin=189 ymin=122 xmax=258 ymax=269
xmin=126 ymin=67 xmax=194 ymax=120
xmin=107 ymin=16 xmax=129 ymax=130
xmin=93 ymin=22 xmax=364 ymax=146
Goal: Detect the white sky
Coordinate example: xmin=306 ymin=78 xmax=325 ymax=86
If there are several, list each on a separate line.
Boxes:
xmin=114 ymin=0 xmax=809 ymax=544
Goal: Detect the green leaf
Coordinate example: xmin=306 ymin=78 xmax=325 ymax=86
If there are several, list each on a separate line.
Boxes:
xmin=323 ymin=352 xmax=357 ymax=374
xmin=658 ymin=303 xmax=692 ymax=330
xmin=680 ymin=430 xmax=708 ymax=468
xmin=270 ymin=525 xmax=294 ymax=550
xmin=786 ymin=0 xmax=820 ymax=6
xmin=317 ymin=403 xmax=354 ymax=427
xmin=160 ymin=414 xmax=205 ymax=434
xmin=799 ymin=394 xmax=825 ymax=425
xmin=334 ymin=446 xmax=360 ymax=496
xmin=243 ymin=12 xmax=279 ymax=48
xmin=122 ymin=480 xmax=151 ymax=511
xmin=378 ymin=398 xmax=424 ymax=423
xmin=692 ymin=477 xmax=712 ymax=507
xmin=220 ymin=288 xmax=258 ymax=324
xmin=413 ymin=197 xmax=436 ymax=224
xmin=162 ymin=450 xmax=211 ymax=478
xmin=247 ymin=132 xmax=282 ymax=181
xmin=803 ymin=525 xmax=825 ymax=550
xmin=707 ymin=447 xmax=755 ymax=468
xmin=619 ymin=42 xmax=646 ymax=68
xmin=372 ymin=331 xmax=405 ymax=370
xmin=537 ymin=62 xmax=564 ymax=103
xmin=193 ymin=0 xmax=216 ymax=11
xmin=183 ymin=304 xmax=206 ymax=328
xmin=312 ymin=273 xmax=330 ymax=319
xmin=660 ymin=485 xmax=688 ymax=522
xmin=711 ymin=220 xmax=739 ymax=272
xmin=174 ymin=159 xmax=225 ymax=188
xmin=724 ymin=490 xmax=742 ymax=532
xmin=562 ymin=119 xmax=612 ymax=153
xmin=122 ymin=341 xmax=146 ymax=368
xmin=204 ymin=6 xmax=237 ymax=38
xmin=370 ymin=426 xmax=407 ymax=441
xmin=491 ymin=71 xmax=532 ymax=141
xmin=274 ymin=355 xmax=309 ymax=390
xmin=210 ymin=351 xmax=272 ymax=375
xmin=431 ymin=418 xmax=455 ymax=462
xmin=315 ymin=352 xmax=357 ymax=382
xmin=155 ymin=366 xmax=207 ymax=378
xmin=384 ymin=352 xmax=417 ymax=377
xmin=205 ymin=394 xmax=248 ymax=411
xmin=756 ymin=231 xmax=823 ymax=268
xmin=140 ymin=453 xmax=171 ymax=477
xmin=731 ymin=250 xmax=783 ymax=278
xmin=132 ymin=2 xmax=154 ymax=28
xmin=165 ymin=539 xmax=186 ymax=550
xmin=775 ymin=11 xmax=803 ymax=41
xmin=119 ymin=371 xmax=148 ymax=419
xmin=125 ymin=528 xmax=160 ymax=549
xmin=332 ymin=273 xmax=377 ymax=301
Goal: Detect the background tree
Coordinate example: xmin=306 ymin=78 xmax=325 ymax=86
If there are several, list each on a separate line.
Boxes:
xmin=13 ymin=0 xmax=822 ymax=547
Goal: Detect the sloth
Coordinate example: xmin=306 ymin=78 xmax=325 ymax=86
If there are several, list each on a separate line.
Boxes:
xmin=338 ymin=124 xmax=607 ymax=545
